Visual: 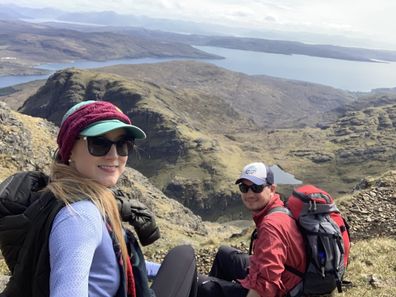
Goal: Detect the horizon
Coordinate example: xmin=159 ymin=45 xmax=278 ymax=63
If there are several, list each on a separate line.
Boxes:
xmin=1 ymin=1 xmax=396 ymax=51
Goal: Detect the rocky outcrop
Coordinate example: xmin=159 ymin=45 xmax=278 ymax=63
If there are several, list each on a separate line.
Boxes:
xmin=328 ymin=105 xmax=396 ymax=165
xmin=0 ymin=102 xmax=56 ymax=179
xmin=118 ymin=168 xmax=206 ymax=236
xmin=338 ymin=171 xmax=396 ymax=240
xmin=288 ymin=149 xmax=334 ymax=163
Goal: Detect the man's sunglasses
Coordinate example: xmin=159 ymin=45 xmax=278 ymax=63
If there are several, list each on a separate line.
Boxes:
xmin=81 ymin=136 xmax=134 ymax=157
xmin=238 ymin=183 xmax=267 ymax=193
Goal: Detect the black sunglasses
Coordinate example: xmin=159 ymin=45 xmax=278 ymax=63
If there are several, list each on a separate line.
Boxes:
xmin=238 ymin=183 xmax=267 ymax=193
xmin=81 ymin=136 xmax=134 ymax=157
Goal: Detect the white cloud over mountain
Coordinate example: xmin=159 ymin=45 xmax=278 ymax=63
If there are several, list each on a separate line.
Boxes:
xmin=1 ymin=0 xmax=396 ymax=49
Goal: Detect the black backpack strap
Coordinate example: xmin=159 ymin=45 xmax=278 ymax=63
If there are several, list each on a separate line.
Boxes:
xmin=249 ymin=229 xmax=257 ymax=255
xmin=285 ymin=264 xmax=304 ymax=278
xmin=341 ymin=217 xmax=351 ymax=242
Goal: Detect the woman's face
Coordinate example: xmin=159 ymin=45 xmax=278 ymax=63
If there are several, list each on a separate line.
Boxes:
xmin=69 ymin=128 xmax=129 ymax=187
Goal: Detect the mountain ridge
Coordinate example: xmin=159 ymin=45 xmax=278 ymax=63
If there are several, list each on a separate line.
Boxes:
xmin=0 ymin=97 xmax=395 ymax=297
xmin=94 ymin=60 xmax=356 ymax=128
xmin=16 ymin=62 xmax=396 ymax=219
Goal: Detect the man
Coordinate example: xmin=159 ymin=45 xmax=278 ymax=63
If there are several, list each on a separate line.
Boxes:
xmin=198 ymin=162 xmax=306 ymax=297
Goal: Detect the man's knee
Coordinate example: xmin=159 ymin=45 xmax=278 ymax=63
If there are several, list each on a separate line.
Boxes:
xmin=198 ymin=275 xmax=248 ymax=297
xmin=198 ymin=276 xmax=222 ymax=297
xmin=216 ymin=245 xmax=240 ymax=260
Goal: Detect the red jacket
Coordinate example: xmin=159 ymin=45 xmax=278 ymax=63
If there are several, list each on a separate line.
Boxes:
xmin=239 ymin=194 xmax=306 ymax=297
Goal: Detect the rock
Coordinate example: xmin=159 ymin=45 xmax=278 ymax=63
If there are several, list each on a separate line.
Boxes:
xmin=288 ymin=149 xmax=333 ymax=163
xmin=368 ymin=274 xmax=384 ymax=288
xmin=339 ymin=171 xmax=396 ymax=240
xmin=0 ymin=102 xmax=56 ymax=180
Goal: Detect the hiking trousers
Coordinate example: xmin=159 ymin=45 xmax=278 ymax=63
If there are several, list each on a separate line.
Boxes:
xmin=151 ymin=245 xmax=197 ymax=297
xmin=197 ymin=246 xmax=249 ymax=297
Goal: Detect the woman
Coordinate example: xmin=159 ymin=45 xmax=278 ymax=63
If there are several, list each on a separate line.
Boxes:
xmin=47 ymin=100 xmax=146 ymax=297
xmin=47 ymin=101 xmax=200 ymax=297
xmin=0 ymin=100 xmax=197 ymax=297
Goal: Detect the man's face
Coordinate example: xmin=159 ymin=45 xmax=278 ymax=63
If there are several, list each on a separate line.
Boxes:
xmin=240 ymin=180 xmax=275 ymax=212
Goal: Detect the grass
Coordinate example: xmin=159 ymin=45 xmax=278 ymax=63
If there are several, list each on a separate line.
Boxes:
xmin=339 ymin=237 xmax=396 ymax=297
xmin=0 ymin=236 xmax=394 ymax=297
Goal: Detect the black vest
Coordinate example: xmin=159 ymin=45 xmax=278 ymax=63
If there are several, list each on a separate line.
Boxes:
xmin=0 ymin=190 xmax=64 ymax=297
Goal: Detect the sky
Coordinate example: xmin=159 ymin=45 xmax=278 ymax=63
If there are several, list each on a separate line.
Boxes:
xmin=2 ymin=0 xmax=396 ymax=50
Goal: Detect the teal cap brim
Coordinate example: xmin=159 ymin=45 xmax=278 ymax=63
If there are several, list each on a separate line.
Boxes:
xmin=80 ymin=119 xmax=146 ymax=139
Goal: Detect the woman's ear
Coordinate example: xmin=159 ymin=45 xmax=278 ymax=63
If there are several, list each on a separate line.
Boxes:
xmin=68 ymin=150 xmax=75 ymax=166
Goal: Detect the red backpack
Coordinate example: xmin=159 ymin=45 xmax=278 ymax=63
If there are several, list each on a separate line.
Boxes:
xmin=286 ymin=185 xmax=351 ymax=296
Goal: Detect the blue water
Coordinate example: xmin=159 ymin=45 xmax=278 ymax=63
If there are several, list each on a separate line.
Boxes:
xmin=1 ymin=46 xmax=396 ymax=91
xmin=196 ymin=46 xmax=396 ymax=92
xmin=0 ymin=57 xmax=189 ymax=89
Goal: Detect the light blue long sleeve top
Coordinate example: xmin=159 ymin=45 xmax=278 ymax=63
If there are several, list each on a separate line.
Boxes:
xmin=49 ymin=200 xmax=121 ymax=297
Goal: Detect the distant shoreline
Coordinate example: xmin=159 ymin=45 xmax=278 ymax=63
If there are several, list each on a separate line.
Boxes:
xmin=2 ymin=48 xmax=396 ymax=91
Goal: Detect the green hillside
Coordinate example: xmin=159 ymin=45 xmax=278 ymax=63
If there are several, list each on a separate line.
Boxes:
xmin=18 ymin=63 xmax=396 ymax=219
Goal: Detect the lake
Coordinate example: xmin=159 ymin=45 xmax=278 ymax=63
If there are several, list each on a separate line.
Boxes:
xmin=0 ymin=57 xmax=186 ymax=88
xmin=196 ymin=46 xmax=396 ymax=92
xmin=1 ymin=46 xmax=396 ymax=92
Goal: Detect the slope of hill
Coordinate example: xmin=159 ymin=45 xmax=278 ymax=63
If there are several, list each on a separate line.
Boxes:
xmin=17 ymin=63 xmax=396 ymax=220
xmin=0 ymin=80 xmax=45 ymax=110
xmin=95 ymin=60 xmax=356 ymax=128
xmin=343 ymin=89 xmax=396 ymax=112
xmin=18 ymin=67 xmax=255 ymax=218
xmin=0 ymin=20 xmax=219 ymax=76
xmin=337 ymin=170 xmax=396 ymax=239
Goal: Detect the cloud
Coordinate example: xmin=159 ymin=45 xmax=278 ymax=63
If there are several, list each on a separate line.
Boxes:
xmin=1 ymin=0 xmax=396 ymax=48
xmin=265 ymin=16 xmax=277 ymax=22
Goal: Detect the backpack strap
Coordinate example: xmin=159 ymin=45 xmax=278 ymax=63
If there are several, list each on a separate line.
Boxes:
xmin=266 ymin=207 xmax=305 ymax=280
xmin=267 ymin=206 xmax=293 ymax=217
xmin=248 ymin=205 xmax=305 ymax=296
xmin=249 ymin=229 xmax=257 ymax=255
xmin=249 ymin=206 xmax=293 ymax=255
xmin=284 ymin=264 xmax=304 ymax=278
xmin=292 ymin=190 xmax=332 ymax=204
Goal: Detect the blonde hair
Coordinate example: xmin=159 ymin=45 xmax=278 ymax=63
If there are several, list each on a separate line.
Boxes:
xmin=46 ymin=162 xmax=129 ymax=274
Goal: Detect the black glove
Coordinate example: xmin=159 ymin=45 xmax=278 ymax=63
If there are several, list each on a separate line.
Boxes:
xmin=113 ymin=189 xmax=160 ymax=246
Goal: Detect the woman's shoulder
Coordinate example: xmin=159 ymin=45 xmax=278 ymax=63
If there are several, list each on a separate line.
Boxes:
xmin=50 ymin=200 xmax=104 ymax=245
xmin=54 ymin=200 xmax=103 ymax=226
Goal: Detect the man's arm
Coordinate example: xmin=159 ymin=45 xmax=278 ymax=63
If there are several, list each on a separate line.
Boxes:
xmin=246 ymin=289 xmax=260 ymax=297
xmin=239 ymin=222 xmax=288 ymax=297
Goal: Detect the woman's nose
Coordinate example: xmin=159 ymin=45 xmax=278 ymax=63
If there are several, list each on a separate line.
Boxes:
xmin=105 ymin=144 xmax=118 ymax=158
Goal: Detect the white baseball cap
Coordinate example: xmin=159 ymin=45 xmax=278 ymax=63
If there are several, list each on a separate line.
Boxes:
xmin=235 ymin=162 xmax=274 ymax=185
